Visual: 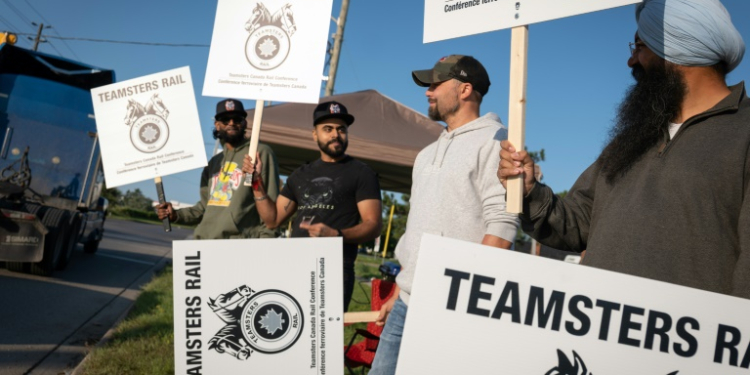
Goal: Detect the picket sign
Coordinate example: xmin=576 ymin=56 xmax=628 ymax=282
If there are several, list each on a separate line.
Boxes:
xmin=396 ymin=234 xmax=750 ymax=374
xmin=173 ymin=237 xmax=344 ymax=375
xmin=423 ymin=0 xmax=642 ymax=212
xmin=203 ymin=0 xmax=335 ymax=187
xmin=90 ymin=66 xmax=207 ymax=232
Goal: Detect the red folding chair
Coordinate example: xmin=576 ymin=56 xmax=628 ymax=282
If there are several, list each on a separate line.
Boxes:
xmin=344 ymin=278 xmax=396 ymax=374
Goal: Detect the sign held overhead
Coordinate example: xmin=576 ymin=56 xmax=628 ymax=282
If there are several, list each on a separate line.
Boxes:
xmin=203 ymin=0 xmax=334 ymax=104
xmin=424 ymin=0 xmax=642 ymax=43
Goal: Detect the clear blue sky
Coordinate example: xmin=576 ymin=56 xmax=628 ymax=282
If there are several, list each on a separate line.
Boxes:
xmin=1 ymin=0 xmax=748 ymax=204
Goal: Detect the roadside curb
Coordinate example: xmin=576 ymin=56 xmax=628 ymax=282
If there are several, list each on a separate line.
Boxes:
xmin=70 ymin=254 xmax=172 ymax=375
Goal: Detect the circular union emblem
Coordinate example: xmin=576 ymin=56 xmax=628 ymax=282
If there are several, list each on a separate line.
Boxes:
xmin=130 ymin=114 xmax=169 ymax=153
xmin=245 ymin=25 xmax=290 ymax=71
xmin=241 ymin=290 xmax=303 ymax=354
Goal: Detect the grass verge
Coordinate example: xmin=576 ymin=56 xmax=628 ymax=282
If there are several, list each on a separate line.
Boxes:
xmin=78 ymin=266 xmax=175 ymax=375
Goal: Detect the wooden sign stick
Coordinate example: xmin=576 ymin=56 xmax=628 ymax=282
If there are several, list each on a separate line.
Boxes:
xmin=243 ymin=99 xmax=265 ymax=186
xmin=506 ymin=26 xmax=529 ymax=214
xmin=154 ymin=176 xmax=171 ymax=232
xmin=343 ymin=311 xmax=379 ymax=324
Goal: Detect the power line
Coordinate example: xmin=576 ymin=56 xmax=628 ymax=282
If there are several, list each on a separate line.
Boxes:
xmin=13 ymin=32 xmax=209 ymax=47
xmin=2 ymin=0 xmax=34 ymax=29
xmin=0 ymin=14 xmax=21 ymax=34
xmin=22 ymin=0 xmax=79 ymax=59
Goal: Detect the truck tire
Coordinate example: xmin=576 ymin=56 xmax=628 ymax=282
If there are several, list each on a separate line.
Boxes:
xmin=56 ymin=212 xmax=82 ymax=270
xmin=83 ymin=236 xmax=100 ymax=254
xmin=82 ymin=215 xmax=105 ymax=254
xmin=29 ymin=208 xmax=70 ymax=276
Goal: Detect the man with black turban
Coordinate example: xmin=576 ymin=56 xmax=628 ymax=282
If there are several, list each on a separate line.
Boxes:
xmin=498 ymin=0 xmax=749 ymax=298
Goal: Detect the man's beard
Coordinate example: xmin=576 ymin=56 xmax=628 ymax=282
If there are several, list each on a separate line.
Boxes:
xmin=318 ymin=137 xmax=348 ymax=158
xmin=598 ymin=61 xmax=687 ymax=184
xmin=212 ymin=127 xmax=245 ymax=147
xmin=428 ymin=92 xmax=460 ymax=122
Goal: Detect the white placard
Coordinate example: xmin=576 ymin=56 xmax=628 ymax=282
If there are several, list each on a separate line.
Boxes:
xmin=398 ymin=234 xmax=750 ymax=374
xmin=91 ymin=66 xmax=207 ymax=187
xmin=203 ymin=0 xmax=334 ymax=103
xmin=173 ymin=238 xmax=344 ymax=375
xmin=424 ymin=0 xmax=641 ymax=43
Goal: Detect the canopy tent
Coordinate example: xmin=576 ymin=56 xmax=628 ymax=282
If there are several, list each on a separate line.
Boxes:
xmin=245 ymin=89 xmax=444 ymax=193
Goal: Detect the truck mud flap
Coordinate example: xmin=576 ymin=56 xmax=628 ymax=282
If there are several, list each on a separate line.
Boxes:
xmin=0 ymin=208 xmax=47 ymax=262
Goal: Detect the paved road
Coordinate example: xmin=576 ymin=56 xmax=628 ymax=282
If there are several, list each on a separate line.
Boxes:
xmin=0 ymin=218 xmax=192 ymax=375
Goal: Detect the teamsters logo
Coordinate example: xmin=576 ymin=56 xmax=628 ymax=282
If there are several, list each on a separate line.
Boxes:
xmin=208 ymin=285 xmax=304 ymax=361
xmin=244 ymin=2 xmax=297 ymax=70
xmin=123 ymin=93 xmax=170 ymax=153
xmin=544 ymin=349 xmax=680 ymax=375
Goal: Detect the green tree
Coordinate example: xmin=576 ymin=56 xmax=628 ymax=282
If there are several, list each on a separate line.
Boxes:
xmin=378 ymin=192 xmax=410 ymax=257
xmin=121 ymin=188 xmax=155 ymax=211
xmin=101 ymin=182 xmax=123 ymax=207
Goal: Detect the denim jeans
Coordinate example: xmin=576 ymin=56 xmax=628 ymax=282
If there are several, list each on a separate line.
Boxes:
xmin=368 ymin=297 xmax=407 ymax=375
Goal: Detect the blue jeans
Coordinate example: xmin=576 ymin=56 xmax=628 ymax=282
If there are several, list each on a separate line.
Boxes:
xmin=369 ymin=297 xmax=407 ymax=375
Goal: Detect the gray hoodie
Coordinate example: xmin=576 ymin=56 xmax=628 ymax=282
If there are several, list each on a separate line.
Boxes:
xmin=395 ymin=113 xmax=519 ymax=303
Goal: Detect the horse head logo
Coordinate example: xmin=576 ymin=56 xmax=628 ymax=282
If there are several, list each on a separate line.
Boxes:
xmin=545 ymin=350 xmax=591 ymax=375
xmin=245 ymin=3 xmax=271 ymax=33
xmin=544 ymin=349 xmax=680 ymax=375
xmin=245 ymin=2 xmax=296 ymax=36
xmin=124 ymin=98 xmax=146 ymax=126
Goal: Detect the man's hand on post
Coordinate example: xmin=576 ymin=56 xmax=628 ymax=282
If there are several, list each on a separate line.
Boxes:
xmin=242 ymin=153 xmax=264 ymax=187
xmin=155 ymin=202 xmax=176 ymax=222
xmin=498 ymin=140 xmax=537 ymax=196
xmin=375 ymin=288 xmax=399 ymax=326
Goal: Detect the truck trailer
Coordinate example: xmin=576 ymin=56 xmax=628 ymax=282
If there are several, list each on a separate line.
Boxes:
xmin=0 ymin=43 xmax=114 ymax=276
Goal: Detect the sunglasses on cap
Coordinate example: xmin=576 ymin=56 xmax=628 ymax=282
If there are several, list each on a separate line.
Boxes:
xmin=216 ymin=115 xmax=245 ymax=125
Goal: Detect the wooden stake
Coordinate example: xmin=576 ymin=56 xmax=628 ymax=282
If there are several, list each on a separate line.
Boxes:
xmin=154 ymin=176 xmax=171 ymax=232
xmin=343 ymin=311 xmax=379 ymax=324
xmin=243 ymin=100 xmax=265 ymax=186
xmin=507 ymin=26 xmax=529 ymax=214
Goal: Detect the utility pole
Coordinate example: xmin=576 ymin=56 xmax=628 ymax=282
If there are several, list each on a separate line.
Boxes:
xmin=324 ymin=0 xmax=350 ymax=97
xmin=31 ymin=22 xmax=49 ymax=51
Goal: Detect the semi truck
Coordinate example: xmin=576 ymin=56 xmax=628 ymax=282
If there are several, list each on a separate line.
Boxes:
xmin=0 ymin=42 xmax=114 ymax=276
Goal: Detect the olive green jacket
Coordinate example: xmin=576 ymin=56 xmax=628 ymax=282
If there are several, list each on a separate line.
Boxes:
xmin=176 ymin=140 xmax=280 ymax=239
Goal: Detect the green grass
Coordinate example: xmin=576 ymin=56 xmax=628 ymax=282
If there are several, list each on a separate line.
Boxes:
xmin=78 ymin=266 xmax=175 ymax=375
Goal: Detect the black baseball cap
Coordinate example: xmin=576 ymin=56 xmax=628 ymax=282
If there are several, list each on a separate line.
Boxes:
xmin=412 ymin=55 xmax=491 ymax=97
xmin=215 ymin=99 xmax=247 ymax=119
xmin=313 ymin=101 xmax=355 ymax=126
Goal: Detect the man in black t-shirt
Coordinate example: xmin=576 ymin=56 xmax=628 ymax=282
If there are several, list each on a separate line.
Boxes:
xmin=243 ymin=101 xmax=383 ymax=310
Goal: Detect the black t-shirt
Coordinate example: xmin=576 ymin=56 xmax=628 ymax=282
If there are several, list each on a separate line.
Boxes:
xmin=281 ymin=156 xmax=381 ymax=263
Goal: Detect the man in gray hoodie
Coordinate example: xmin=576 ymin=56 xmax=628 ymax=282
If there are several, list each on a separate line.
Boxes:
xmin=498 ymin=0 xmax=748 ymax=299
xmin=369 ymin=55 xmax=519 ymax=375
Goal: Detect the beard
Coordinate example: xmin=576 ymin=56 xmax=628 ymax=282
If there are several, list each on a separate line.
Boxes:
xmin=598 ymin=61 xmax=687 ymax=184
xmin=428 ymin=100 xmax=459 ymax=122
xmin=428 ymin=83 xmax=460 ymax=122
xmin=318 ymin=137 xmax=348 ymax=159
xmin=212 ymin=127 xmax=246 ymax=147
